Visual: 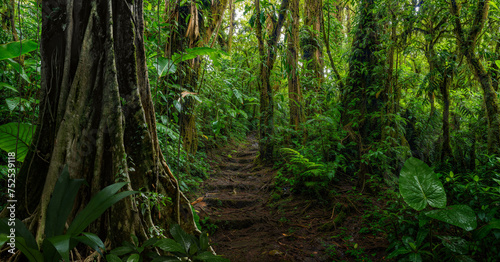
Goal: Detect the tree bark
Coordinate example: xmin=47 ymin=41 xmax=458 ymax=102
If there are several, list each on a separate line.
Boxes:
xmin=255 ymin=0 xmax=289 ymax=163
xmin=9 ymin=0 xmax=198 ymax=252
xmin=287 ymin=0 xmax=303 ymax=131
xmin=340 ymin=0 xmax=383 ymax=182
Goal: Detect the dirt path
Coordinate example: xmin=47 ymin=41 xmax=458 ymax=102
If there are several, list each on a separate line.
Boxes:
xmin=193 ymin=135 xmax=389 ymax=261
xmin=193 ymin=135 xmax=285 ymax=261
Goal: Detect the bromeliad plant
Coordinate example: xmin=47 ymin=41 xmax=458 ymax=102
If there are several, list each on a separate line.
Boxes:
xmin=389 ymin=157 xmax=477 ymax=261
xmin=0 ymin=166 xmax=137 ymax=261
xmin=106 ymin=224 xmax=229 ymax=262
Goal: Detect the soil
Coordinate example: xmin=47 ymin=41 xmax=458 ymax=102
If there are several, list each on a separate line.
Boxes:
xmin=192 ymin=135 xmax=390 ymax=261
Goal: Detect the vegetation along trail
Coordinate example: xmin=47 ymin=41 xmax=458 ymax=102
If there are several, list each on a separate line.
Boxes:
xmin=193 ymin=135 xmax=389 ymax=261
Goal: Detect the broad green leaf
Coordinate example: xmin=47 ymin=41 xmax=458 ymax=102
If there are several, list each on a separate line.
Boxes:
xmin=6 ymin=59 xmax=31 ymax=83
xmin=67 ymin=182 xmax=137 ymax=235
xmin=387 ymin=247 xmax=411 ymax=258
xmin=143 ymin=237 xmax=158 ymax=247
xmin=0 ymin=40 xmax=38 ymax=60
xmin=126 ymin=253 xmax=140 ymax=262
xmin=173 ymin=100 xmax=182 ymax=112
xmin=0 ymin=82 xmax=18 ymax=93
xmin=425 ymin=205 xmax=477 ymax=231
xmin=155 ymin=57 xmax=176 ymax=77
xmin=438 ymin=236 xmax=468 ymax=254
xmin=0 ymin=122 xmax=35 ymax=162
xmin=473 ymin=219 xmax=500 ymax=239
xmin=151 ymin=256 xmax=182 ymax=262
xmin=399 ymin=157 xmax=446 ymax=211
xmin=73 ymin=232 xmax=105 ymax=257
xmin=408 ymin=252 xmax=422 ymax=262
xmin=232 ymin=89 xmax=243 ymax=104
xmin=111 ymin=246 xmax=135 ymax=256
xmin=199 ymin=232 xmax=209 ymax=251
xmin=170 ymin=224 xmax=195 ymax=254
xmin=5 ymin=97 xmax=37 ymax=112
xmin=46 ymin=165 xmax=85 ymax=237
xmin=106 ymin=254 xmax=123 ymax=262
xmin=155 ymin=238 xmax=185 ymax=254
xmin=0 ymin=218 xmax=38 ymax=250
xmin=46 ymin=234 xmax=71 ymax=261
xmin=0 ymin=234 xmax=7 ymax=247
xmin=15 ymin=237 xmax=44 ymax=262
xmin=193 ymin=251 xmax=231 ymax=261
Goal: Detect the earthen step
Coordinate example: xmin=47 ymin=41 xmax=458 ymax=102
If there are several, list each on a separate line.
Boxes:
xmin=210 ymin=216 xmax=264 ymax=230
xmin=204 ymin=193 xmax=261 ymax=208
xmin=226 ymin=156 xmax=255 ymax=164
xmin=235 ymin=151 xmax=258 ymax=158
xmin=212 ymin=170 xmax=266 ymax=177
xmin=217 ymin=162 xmax=249 ymax=171
xmin=203 ymin=181 xmax=261 ymax=191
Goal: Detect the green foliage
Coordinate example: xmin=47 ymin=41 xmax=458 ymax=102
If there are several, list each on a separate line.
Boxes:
xmin=388 ymin=157 xmax=481 ymax=261
xmin=153 ymin=224 xmax=229 ymax=262
xmin=0 ymin=166 xmax=136 ymax=262
xmin=399 ymin=157 xmax=447 ymax=211
xmin=276 ymin=148 xmax=334 ymax=196
xmin=0 ymin=122 xmax=35 ymax=162
xmin=107 ymin=236 xmax=159 ymax=262
xmin=0 ymin=40 xmax=38 ymax=61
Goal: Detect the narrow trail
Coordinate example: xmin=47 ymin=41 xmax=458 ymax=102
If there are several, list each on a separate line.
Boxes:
xmin=193 ymin=135 xmax=284 ymax=261
xmin=192 ymin=135 xmax=389 ymax=261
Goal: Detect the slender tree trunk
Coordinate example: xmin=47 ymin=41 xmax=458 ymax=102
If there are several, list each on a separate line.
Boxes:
xmin=287 ymin=0 xmax=303 ymax=131
xmin=440 ymin=65 xmax=453 ymax=160
xmin=227 ymin=0 xmax=236 ymax=52
xmin=321 ymin=5 xmax=344 ymax=90
xmin=9 ymin=0 xmax=198 ymax=252
xmin=450 ymin=0 xmax=500 ymax=155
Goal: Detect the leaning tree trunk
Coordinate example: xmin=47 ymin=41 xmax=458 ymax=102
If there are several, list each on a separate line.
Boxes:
xmin=450 ymin=0 xmax=500 ymax=155
xmin=10 ymin=0 xmax=198 ymax=251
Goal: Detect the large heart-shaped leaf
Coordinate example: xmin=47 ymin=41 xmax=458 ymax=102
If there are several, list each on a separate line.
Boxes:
xmin=425 ymin=205 xmax=477 ymax=231
xmin=0 ymin=40 xmax=38 ymax=61
xmin=0 ymin=122 xmax=35 ymax=162
xmin=399 ymin=157 xmax=446 ymax=211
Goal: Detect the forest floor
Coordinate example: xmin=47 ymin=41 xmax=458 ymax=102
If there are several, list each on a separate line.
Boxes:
xmin=192 ymin=135 xmax=391 ymax=261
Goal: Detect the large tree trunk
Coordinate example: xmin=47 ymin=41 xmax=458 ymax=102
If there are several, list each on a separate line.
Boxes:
xmin=287 ymin=0 xmax=303 ymax=131
xmin=10 ymin=0 xmax=198 ymax=252
xmin=255 ymin=0 xmax=289 ymax=163
xmin=450 ymin=0 xmax=500 ymax=155
xmin=340 ymin=0 xmax=383 ymax=184
xmin=302 ymin=0 xmax=323 ymax=87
